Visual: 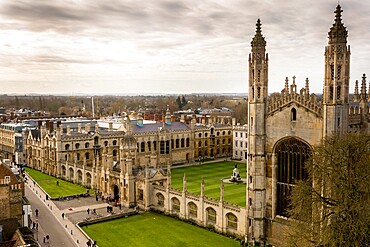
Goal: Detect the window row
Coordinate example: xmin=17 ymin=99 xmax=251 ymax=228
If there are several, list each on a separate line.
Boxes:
xmin=137 ymin=138 xmax=190 ymax=154
xmin=157 ymin=195 xmax=238 ymax=230
xmin=198 ymin=130 xmax=231 ymax=138
xmin=65 ymin=139 xmax=118 ymax=151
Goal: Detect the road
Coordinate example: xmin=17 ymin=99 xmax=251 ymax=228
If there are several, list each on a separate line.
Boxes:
xmin=25 ymin=185 xmax=78 ymax=247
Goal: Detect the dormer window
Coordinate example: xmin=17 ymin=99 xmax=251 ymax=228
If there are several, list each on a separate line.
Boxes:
xmin=4 ymin=176 xmax=10 ymax=183
xmin=291 ymin=108 xmax=297 ymax=121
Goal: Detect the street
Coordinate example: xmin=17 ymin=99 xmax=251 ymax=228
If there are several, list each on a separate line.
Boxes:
xmin=25 ymin=185 xmax=78 ymax=247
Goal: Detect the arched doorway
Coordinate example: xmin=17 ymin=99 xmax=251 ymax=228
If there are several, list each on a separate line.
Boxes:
xmin=275 ymin=137 xmax=312 ymax=217
xmin=113 ymin=185 xmax=119 ymax=201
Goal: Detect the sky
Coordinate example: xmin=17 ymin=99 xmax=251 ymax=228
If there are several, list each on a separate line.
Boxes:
xmin=0 ymin=0 xmax=370 ymax=95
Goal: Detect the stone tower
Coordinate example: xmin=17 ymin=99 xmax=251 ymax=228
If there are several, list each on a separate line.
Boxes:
xmin=323 ymin=4 xmax=350 ymax=136
xmin=246 ymin=19 xmax=268 ymax=245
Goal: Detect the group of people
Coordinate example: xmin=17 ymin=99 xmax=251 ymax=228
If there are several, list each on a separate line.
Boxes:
xmin=106 ymin=205 xmax=114 ymax=213
xmin=86 ymin=208 xmax=97 ymax=215
xmin=86 ymin=239 xmax=97 ymax=247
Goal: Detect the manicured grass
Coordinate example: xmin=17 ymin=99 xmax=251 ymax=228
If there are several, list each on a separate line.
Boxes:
xmin=25 ymin=168 xmax=90 ymax=198
xmin=82 ymin=212 xmax=240 ymax=247
xmin=171 ymin=161 xmax=246 ymax=207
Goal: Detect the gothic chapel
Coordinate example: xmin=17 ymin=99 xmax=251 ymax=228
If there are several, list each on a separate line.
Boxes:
xmin=246 ymin=4 xmax=370 ymax=245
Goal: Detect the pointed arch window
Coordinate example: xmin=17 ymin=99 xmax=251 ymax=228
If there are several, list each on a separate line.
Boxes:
xmin=337 ymin=86 xmax=341 ymax=100
xmin=337 ymin=65 xmax=341 ymax=81
xmin=330 ymin=86 xmax=334 ymax=101
xmin=276 ymin=138 xmax=311 ymax=217
xmin=257 ymin=87 xmax=261 ymax=99
xmin=291 ymin=108 xmax=297 ymax=121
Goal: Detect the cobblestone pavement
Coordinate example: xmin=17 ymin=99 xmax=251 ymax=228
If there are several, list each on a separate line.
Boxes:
xmin=53 ymin=195 xmax=106 ymax=211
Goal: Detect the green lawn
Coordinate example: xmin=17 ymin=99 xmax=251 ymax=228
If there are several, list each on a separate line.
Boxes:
xmin=171 ymin=161 xmax=246 ymax=207
xmin=82 ymin=212 xmax=240 ymax=247
xmin=25 ymin=168 xmax=90 ymax=198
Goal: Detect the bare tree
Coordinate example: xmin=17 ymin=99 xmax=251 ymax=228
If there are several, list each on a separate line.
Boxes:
xmin=284 ymin=133 xmax=370 ymax=247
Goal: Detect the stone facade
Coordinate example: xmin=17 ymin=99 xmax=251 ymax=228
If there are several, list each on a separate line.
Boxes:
xmin=0 ymin=163 xmax=23 ymax=223
xmin=246 ymin=5 xmax=370 ymax=246
xmin=24 ymin=109 xmax=233 ymax=210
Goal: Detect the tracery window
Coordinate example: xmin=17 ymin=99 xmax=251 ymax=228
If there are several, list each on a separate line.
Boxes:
xmin=206 ymin=207 xmax=216 ymax=225
xmin=226 ymin=213 xmax=238 ymax=230
xmin=157 ymin=193 xmax=164 ymax=207
xmin=172 ymin=197 xmax=180 ymax=213
xmin=276 ymin=138 xmax=311 ymax=217
xmin=188 ymin=202 xmax=197 ymax=218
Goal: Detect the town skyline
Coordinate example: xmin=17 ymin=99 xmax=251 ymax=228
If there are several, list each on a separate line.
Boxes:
xmin=0 ymin=1 xmax=369 ymax=95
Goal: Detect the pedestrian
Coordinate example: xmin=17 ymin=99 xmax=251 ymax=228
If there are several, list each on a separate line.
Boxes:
xmin=106 ymin=205 xmax=109 ymax=213
xmin=35 ymin=209 xmax=38 ymax=217
xmin=93 ymin=208 xmax=96 ymax=214
xmin=56 ymin=180 xmax=59 ymax=186
xmin=36 ymin=223 xmax=38 ymax=230
xmin=46 ymin=235 xmax=49 ymax=242
xmin=43 ymin=236 xmax=46 ymax=243
xmin=62 ymin=213 xmax=65 ymax=219
xmin=119 ymin=204 xmax=122 ymax=210
xmin=95 ymin=195 xmax=98 ymax=202
xmin=86 ymin=239 xmax=91 ymax=247
xmin=87 ymin=208 xmax=90 ymax=214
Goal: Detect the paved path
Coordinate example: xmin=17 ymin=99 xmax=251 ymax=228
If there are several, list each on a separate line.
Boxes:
xmin=26 ymin=185 xmax=78 ymax=247
xmin=25 ymin=175 xmax=98 ymax=247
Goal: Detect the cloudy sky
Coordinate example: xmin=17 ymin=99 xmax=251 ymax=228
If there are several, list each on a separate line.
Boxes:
xmin=0 ymin=0 xmax=369 ymax=95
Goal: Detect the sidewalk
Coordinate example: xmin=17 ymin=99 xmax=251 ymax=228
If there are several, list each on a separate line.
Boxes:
xmin=26 ymin=174 xmax=97 ymax=247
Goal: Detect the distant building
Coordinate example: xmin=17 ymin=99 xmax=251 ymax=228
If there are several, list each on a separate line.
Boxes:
xmin=232 ymin=124 xmax=248 ymax=161
xmin=0 ymin=163 xmax=23 ymax=223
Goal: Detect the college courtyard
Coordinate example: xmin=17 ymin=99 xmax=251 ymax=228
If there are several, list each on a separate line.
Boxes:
xmin=26 ymin=161 xmax=245 ymax=246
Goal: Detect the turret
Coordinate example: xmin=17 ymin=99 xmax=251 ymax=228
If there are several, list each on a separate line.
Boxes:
xmin=247 ymin=18 xmax=268 ymax=245
xmin=323 ymin=4 xmax=350 ymax=136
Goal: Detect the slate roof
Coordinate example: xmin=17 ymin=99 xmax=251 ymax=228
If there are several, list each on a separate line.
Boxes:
xmin=131 ymin=121 xmax=191 ymax=133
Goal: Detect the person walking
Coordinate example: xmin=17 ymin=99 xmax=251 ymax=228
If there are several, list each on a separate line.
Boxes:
xmin=62 ymin=213 xmax=65 ymax=219
xmin=35 ymin=208 xmax=39 ymax=217
xmin=87 ymin=208 xmax=90 ymax=214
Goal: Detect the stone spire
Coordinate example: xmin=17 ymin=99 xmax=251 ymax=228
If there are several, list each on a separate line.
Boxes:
xmin=354 ymin=80 xmax=359 ymax=102
xmin=360 ymin=74 xmax=367 ymax=102
xmin=182 ymin=173 xmax=187 ymax=193
xmin=305 ymin=78 xmax=310 ymax=99
xmin=328 ymin=4 xmax=348 ymax=44
xmin=251 ymin=19 xmax=266 ymax=53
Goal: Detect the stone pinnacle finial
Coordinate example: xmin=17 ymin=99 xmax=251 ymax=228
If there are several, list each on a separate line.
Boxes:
xmin=328 ymin=4 xmax=347 ymax=43
xmin=361 ymin=74 xmax=367 ymax=100
xmin=335 ymin=4 xmax=343 ymax=23
xmin=251 ymin=18 xmax=266 ymax=48
xmin=256 ymin=18 xmax=262 ymax=33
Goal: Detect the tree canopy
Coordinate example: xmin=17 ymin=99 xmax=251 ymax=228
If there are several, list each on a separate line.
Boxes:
xmin=284 ymin=133 xmax=370 ymax=247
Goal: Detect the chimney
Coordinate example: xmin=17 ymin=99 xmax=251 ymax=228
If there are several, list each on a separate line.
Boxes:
xmin=85 ymin=123 xmax=91 ymax=132
xmin=109 ymin=122 xmax=113 ymax=131
xmin=77 ymin=123 xmax=82 ymax=133
xmin=67 ymin=125 xmax=71 ymax=135
xmin=180 ymin=114 xmax=185 ymax=123
xmin=38 ymin=120 xmax=42 ymax=129
xmin=10 ymin=112 xmax=14 ymax=120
